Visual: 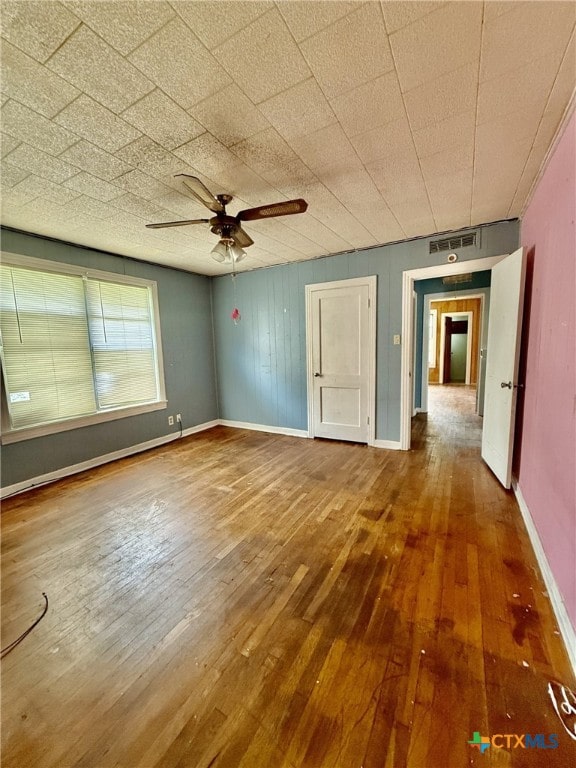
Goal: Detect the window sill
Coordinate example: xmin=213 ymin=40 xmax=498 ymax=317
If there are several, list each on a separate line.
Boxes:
xmin=1 ymin=400 xmax=168 ymax=444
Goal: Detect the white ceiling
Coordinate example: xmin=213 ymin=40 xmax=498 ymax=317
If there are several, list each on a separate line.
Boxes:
xmin=1 ymin=1 xmax=574 ymax=275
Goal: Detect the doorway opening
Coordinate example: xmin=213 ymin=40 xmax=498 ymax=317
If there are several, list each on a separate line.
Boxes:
xmin=400 ymin=255 xmax=505 ymax=450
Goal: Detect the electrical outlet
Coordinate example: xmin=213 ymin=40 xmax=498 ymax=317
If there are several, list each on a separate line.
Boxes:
xmin=168 ymin=415 xmax=174 ymax=426
xmin=176 ymin=414 xmax=182 ymax=423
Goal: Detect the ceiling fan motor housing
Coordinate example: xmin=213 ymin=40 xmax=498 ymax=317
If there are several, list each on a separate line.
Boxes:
xmin=210 ymin=215 xmax=239 ymax=238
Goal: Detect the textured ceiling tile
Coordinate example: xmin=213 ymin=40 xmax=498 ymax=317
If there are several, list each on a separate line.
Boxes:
xmin=213 ymin=8 xmax=310 ymax=104
xmin=0 ymin=40 xmax=80 ymax=118
xmin=420 ymin=142 xmax=474 ymax=184
xmin=0 ymin=161 xmax=30 ymax=188
xmin=330 ymin=71 xmax=405 ymax=138
xmin=325 ymin=168 xmax=406 ymax=242
xmin=54 ymin=95 xmax=142 ymax=152
xmin=64 ymin=194 xmax=118 ymax=220
xmin=483 ymin=2 xmax=531 ymax=23
xmin=0 ymin=1 xmax=80 ymax=62
xmin=232 ymin=128 xmax=315 ymax=190
xmin=277 ymin=1 xmax=358 ymax=43
xmin=303 ymin=181 xmax=377 ymax=248
xmin=47 ymin=24 xmax=154 ymax=113
xmin=390 ymin=2 xmax=482 ymax=93
xmin=480 ymin=1 xmax=575 ymax=83
xmin=278 ymin=215 xmax=352 ymax=254
xmin=128 ymin=18 xmax=231 ymax=109
xmin=173 ymin=133 xmax=243 ymax=178
xmin=121 ymin=89 xmax=204 ymax=150
xmin=289 ymin=124 xmax=362 ymax=175
xmin=475 ymin=110 xmax=541 ymax=158
xmin=540 ymin=29 xmax=576 ymax=120
xmin=110 ymin=193 xmax=170 ymax=222
xmin=404 ymin=63 xmax=478 ymax=132
xmin=388 ymin=196 xmax=436 ymax=237
xmin=351 ymin=116 xmax=414 ymax=165
xmin=412 ymin=110 xmax=475 ymax=158
xmin=114 ymin=136 xmax=184 ymax=178
xmin=368 ymin=170 xmax=427 ymax=207
xmin=381 ymin=1 xmax=446 ymax=34
xmin=259 ymin=78 xmax=336 ymax=141
xmin=114 ymin=169 xmax=174 ymax=201
xmin=63 ymin=171 xmax=124 ymax=202
xmin=1 ymin=133 xmax=20 ymax=158
xmin=173 ymin=0 xmax=272 ymax=50
xmin=2 ymin=99 xmax=78 ymax=155
xmin=11 ymin=174 xmax=80 ymax=205
xmin=477 ymin=56 xmax=559 ymax=126
xmin=475 ymin=135 xmax=533 ymax=184
xmin=242 ymin=218 xmax=324 ymax=257
xmin=508 ymin=146 xmax=547 ymax=215
xmin=300 ymin=3 xmax=393 ymax=99
xmin=153 ymin=188 xmax=211 ymax=218
xmin=60 ymin=140 xmax=134 ymax=181
xmin=192 ymin=84 xmax=271 ymax=147
xmin=4 ymin=142 xmax=79 ymax=184
xmin=64 ymin=0 xmax=175 ymax=55
xmin=427 ymin=165 xmax=473 ymax=202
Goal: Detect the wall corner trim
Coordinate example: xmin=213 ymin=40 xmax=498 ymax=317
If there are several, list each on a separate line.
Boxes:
xmin=373 ymin=439 xmax=402 ymax=450
xmin=513 ymin=480 xmax=576 ymax=676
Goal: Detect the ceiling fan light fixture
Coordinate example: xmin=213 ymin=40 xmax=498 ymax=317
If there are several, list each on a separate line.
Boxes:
xmin=210 ymin=240 xmax=228 ymax=262
xmin=211 ymin=238 xmax=246 ymax=265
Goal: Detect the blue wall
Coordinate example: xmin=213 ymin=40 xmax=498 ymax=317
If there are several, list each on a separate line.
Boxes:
xmin=1 ymin=220 xmax=520 ymax=488
xmin=213 ymin=221 xmax=520 ymax=441
xmin=1 ymin=228 xmax=218 ymax=487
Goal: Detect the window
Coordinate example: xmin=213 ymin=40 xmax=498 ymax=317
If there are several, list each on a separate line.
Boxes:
xmin=1 ymin=254 xmax=166 ymax=442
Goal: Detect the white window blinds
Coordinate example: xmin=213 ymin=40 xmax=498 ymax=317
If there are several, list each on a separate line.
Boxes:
xmin=1 ymin=261 xmax=162 ymax=434
xmin=0 ymin=265 xmax=96 ymax=428
xmin=85 ymin=280 xmax=158 ymax=409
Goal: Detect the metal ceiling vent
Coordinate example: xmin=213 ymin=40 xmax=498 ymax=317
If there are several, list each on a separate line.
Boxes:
xmin=429 ymin=232 xmax=477 ymax=254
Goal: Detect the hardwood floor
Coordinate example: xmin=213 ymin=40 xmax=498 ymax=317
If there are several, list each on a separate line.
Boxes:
xmin=2 ymin=387 xmax=575 ymax=767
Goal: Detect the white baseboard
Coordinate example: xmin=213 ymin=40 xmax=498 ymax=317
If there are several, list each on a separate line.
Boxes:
xmin=219 ymin=419 xmax=310 ymax=438
xmin=182 ymin=419 xmax=220 ymax=437
xmin=0 ymin=420 xmax=219 ymax=499
xmin=513 ymin=481 xmax=576 ymax=676
xmin=373 ymin=439 xmax=402 ymax=450
xmin=2 ymin=420 xmax=404 ymax=499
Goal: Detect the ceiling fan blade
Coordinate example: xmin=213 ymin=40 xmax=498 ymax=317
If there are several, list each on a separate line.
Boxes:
xmin=237 ymin=198 xmax=308 ymax=222
xmin=175 ymin=174 xmax=224 ymax=213
xmin=233 ymin=226 xmax=254 ymax=248
xmin=146 ymin=219 xmax=209 ymax=229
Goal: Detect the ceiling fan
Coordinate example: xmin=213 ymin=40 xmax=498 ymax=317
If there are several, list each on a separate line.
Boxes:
xmin=146 ymin=174 xmax=308 ymax=265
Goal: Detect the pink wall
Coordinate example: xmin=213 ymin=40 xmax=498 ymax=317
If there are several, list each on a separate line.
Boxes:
xmin=519 ymin=111 xmax=576 ymax=630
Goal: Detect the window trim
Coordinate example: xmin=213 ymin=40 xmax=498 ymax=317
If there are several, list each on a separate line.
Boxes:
xmin=1 ymin=251 xmax=167 ymax=444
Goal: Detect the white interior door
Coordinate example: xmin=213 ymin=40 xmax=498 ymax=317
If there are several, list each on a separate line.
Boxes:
xmin=306 ymin=278 xmax=375 ymax=443
xmin=481 ymin=247 xmax=526 ymax=488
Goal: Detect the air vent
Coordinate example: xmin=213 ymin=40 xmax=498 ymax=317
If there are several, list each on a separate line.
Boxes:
xmin=429 ymin=232 xmax=477 ymax=254
xmin=442 ymin=273 xmax=472 ymax=285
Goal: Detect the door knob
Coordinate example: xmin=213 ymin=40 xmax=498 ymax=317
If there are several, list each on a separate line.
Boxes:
xmin=500 ymin=381 xmax=512 ymax=389
xmin=314 ymin=372 xmax=321 ymax=377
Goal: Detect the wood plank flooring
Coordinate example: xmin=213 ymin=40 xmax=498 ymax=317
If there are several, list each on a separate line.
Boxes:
xmin=2 ymin=385 xmax=575 ymax=768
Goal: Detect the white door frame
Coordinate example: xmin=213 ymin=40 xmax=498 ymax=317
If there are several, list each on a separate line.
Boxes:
xmin=401 ymin=256 xmax=506 ymax=450
xmin=438 ymin=311 xmax=473 ymax=384
xmin=306 ymin=276 xmax=377 ymax=445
